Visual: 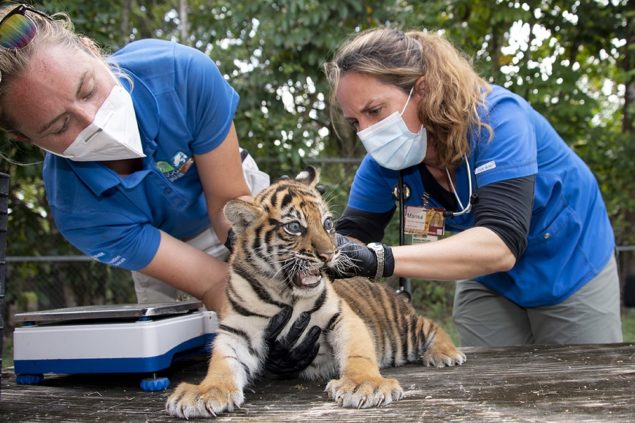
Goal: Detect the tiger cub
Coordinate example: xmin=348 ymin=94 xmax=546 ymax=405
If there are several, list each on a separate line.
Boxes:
xmin=165 ymin=167 xmax=465 ymax=419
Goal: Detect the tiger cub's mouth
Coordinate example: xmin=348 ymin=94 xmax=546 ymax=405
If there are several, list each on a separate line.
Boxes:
xmin=293 ymin=268 xmax=323 ymax=289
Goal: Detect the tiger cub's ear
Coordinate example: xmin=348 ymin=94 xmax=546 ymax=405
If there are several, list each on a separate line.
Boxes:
xmin=295 ymin=166 xmax=320 ymax=189
xmin=224 ymin=199 xmax=266 ymax=234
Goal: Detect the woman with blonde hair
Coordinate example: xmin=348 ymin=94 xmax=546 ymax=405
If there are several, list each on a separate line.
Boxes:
xmin=0 ymin=3 xmax=317 ymax=374
xmin=326 ymin=27 xmax=622 ymax=347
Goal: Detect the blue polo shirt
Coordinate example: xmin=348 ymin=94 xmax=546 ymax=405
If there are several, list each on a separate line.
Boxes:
xmin=43 ymin=39 xmax=239 ymax=270
xmin=347 ymin=85 xmax=615 ymax=307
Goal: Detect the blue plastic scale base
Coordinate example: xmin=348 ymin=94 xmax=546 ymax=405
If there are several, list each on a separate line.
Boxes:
xmin=140 ymin=376 xmax=170 ymax=391
xmin=12 ymin=302 xmax=216 ymax=392
xmin=16 ymin=374 xmax=44 ymax=385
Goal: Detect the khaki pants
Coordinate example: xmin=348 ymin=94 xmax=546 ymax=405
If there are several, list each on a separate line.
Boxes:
xmin=132 ymin=152 xmax=270 ymax=304
xmin=453 ymin=255 xmax=623 ymax=347
xmin=132 ymin=228 xmax=228 ymax=304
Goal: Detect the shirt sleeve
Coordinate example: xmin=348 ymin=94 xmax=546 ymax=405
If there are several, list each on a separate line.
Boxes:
xmin=473 ymin=175 xmax=535 ymax=258
xmin=50 ymin=205 xmax=161 ymax=271
xmin=473 ymin=95 xmax=538 ymax=187
xmin=347 ymin=156 xmax=399 ymax=213
xmin=176 ymin=44 xmax=240 ymax=154
xmin=336 ymin=207 xmax=395 ymax=244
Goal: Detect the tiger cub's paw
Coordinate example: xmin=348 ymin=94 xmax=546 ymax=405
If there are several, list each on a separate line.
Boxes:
xmin=422 ymin=334 xmax=466 ymax=367
xmin=165 ymin=381 xmax=244 ymax=419
xmin=325 ymin=375 xmax=403 ymax=408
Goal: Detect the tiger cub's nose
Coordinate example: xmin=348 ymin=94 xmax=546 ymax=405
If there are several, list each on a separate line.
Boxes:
xmin=318 ymin=251 xmax=334 ymax=263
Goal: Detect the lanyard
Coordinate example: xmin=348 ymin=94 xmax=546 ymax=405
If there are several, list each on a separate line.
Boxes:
xmin=396 ymin=171 xmax=412 ymax=300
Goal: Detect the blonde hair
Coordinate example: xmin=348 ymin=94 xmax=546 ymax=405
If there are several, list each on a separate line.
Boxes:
xmin=324 ymin=27 xmax=492 ymax=167
xmin=0 ymin=5 xmax=104 ymax=133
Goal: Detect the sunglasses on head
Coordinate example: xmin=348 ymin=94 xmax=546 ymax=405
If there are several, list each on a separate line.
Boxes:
xmin=0 ymin=4 xmax=52 ymax=49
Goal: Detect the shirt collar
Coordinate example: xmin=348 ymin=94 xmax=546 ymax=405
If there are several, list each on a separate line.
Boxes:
xmin=60 ymin=67 xmax=159 ymax=196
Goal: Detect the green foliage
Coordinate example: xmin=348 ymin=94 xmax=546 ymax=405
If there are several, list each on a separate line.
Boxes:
xmin=211 ymin=0 xmax=375 ymax=171
xmin=16 ymin=291 xmax=37 ymax=311
xmin=0 ymin=1 xmax=632 ymax=315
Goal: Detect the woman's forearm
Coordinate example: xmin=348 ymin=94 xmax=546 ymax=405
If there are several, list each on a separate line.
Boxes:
xmin=141 ymin=231 xmax=229 ymax=313
xmin=392 ymin=226 xmax=516 ymax=281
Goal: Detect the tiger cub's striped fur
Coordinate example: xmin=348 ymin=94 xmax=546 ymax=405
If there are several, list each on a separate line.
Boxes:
xmin=166 ymin=167 xmax=465 ymax=419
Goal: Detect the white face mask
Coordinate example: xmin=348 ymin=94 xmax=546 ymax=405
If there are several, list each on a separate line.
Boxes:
xmin=47 ymin=85 xmax=145 ymax=162
xmin=357 ymin=88 xmax=427 ymax=171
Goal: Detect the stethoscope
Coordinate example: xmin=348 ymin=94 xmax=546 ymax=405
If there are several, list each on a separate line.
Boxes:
xmin=443 ymin=155 xmax=474 ymax=217
xmin=392 ymin=156 xmax=475 ymax=300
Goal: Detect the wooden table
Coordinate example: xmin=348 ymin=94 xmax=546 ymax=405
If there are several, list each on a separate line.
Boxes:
xmin=1 ymin=343 xmax=633 ymax=422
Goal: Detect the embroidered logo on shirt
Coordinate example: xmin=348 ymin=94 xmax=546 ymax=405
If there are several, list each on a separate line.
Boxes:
xmin=475 ymin=161 xmax=496 ymax=175
xmin=157 ymin=151 xmax=194 ymax=182
xmin=91 ymin=252 xmax=126 ymax=267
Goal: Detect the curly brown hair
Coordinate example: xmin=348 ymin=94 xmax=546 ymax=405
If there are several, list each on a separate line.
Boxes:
xmin=324 ymin=27 xmax=492 ymax=167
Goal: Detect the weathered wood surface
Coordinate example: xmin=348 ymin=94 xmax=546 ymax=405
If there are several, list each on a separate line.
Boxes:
xmin=1 ymin=343 xmax=633 ymax=422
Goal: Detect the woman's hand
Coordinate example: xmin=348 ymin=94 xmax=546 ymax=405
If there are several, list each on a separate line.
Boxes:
xmin=329 ymin=233 xmax=395 ymax=280
xmin=263 ymin=307 xmax=321 ymax=379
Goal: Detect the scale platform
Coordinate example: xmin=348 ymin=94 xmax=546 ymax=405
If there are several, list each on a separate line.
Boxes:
xmin=12 ymin=300 xmax=217 ymax=391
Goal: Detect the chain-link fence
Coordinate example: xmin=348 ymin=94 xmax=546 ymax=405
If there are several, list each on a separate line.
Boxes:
xmin=3 ymin=256 xmax=136 ymax=325
xmin=3 ymin=246 xmax=634 ymax=335
xmin=0 ymin=158 xmax=362 ymax=345
xmin=2 ymin=155 xmax=635 ymax=358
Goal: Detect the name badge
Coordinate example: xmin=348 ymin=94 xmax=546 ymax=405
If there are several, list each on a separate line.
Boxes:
xmin=405 ymin=206 xmax=445 ymax=243
xmin=404 ymin=206 xmax=427 ymax=235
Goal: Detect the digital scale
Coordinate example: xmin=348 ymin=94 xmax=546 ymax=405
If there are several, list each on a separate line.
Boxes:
xmin=12 ymin=300 xmax=217 ymax=391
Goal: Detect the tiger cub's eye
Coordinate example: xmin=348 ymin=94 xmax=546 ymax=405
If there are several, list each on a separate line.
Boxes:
xmin=283 ymin=221 xmax=304 ymax=235
xmin=323 ymin=217 xmax=334 ymax=232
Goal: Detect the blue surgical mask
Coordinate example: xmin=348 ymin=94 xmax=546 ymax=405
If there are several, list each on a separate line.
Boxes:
xmin=357 ymin=88 xmax=427 ymax=171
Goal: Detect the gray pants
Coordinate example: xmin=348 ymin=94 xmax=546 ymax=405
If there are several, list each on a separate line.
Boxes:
xmin=132 ymin=152 xmax=270 ymax=304
xmin=453 ymin=255 xmax=623 ymax=347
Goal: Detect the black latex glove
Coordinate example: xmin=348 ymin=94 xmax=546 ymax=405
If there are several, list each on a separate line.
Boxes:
xmin=329 ymin=233 xmax=395 ymax=280
xmin=264 ymin=307 xmax=321 ymax=379
xmin=224 ymin=228 xmax=236 ymax=253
